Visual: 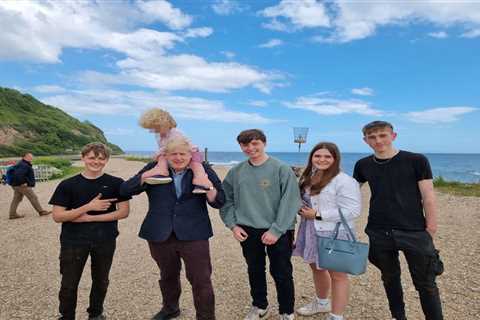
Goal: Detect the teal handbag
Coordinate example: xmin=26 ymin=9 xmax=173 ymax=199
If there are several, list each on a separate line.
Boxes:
xmin=316 ymin=210 xmax=369 ymax=275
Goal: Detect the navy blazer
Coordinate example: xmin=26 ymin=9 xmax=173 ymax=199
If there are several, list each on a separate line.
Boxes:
xmin=11 ymin=159 xmax=35 ymax=187
xmin=120 ymin=162 xmax=225 ymax=242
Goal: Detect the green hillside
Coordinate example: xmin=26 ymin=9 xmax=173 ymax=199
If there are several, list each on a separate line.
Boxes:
xmin=0 ymin=87 xmax=122 ymax=157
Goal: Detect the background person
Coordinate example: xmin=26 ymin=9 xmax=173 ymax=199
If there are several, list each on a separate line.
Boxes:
xmin=8 ymin=152 xmax=50 ymax=219
xmin=293 ymin=142 xmax=362 ymax=320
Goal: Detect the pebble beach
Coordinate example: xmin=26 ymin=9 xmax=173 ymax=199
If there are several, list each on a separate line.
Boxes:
xmin=0 ymin=158 xmax=479 ymax=320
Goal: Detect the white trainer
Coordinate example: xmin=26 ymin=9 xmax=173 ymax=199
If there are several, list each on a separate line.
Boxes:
xmin=144 ymin=176 xmax=172 ymax=185
xmin=244 ymin=306 xmax=269 ymax=320
xmin=279 ymin=313 xmax=295 ymax=320
xmin=296 ymin=298 xmax=331 ymax=316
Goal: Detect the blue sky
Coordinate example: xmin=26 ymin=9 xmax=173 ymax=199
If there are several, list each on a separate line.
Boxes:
xmin=1 ymin=0 xmax=479 ymax=153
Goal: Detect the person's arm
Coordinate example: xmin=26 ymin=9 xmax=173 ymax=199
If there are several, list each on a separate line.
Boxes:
xmin=264 ymin=166 xmax=301 ymax=244
xmin=120 ymin=162 xmax=157 ymax=197
xmin=219 ymin=169 xmax=237 ymax=228
xmin=318 ymin=176 xmax=362 ymax=222
xmin=419 ymin=179 xmax=437 ymax=237
xmin=27 ymin=165 xmax=36 ymax=187
xmin=51 ymin=193 xmax=117 ymax=223
xmin=72 ymin=200 xmax=130 ymax=222
xmin=204 ymin=165 xmax=225 ymax=208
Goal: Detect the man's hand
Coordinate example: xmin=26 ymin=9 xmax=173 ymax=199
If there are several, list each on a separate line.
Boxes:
xmin=299 ymin=206 xmax=316 ymax=220
xmin=232 ymin=226 xmax=248 ymax=242
xmin=261 ymin=231 xmax=279 ymax=245
xmin=87 ymin=193 xmax=116 ymax=211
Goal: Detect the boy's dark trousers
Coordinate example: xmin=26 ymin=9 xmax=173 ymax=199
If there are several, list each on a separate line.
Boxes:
xmin=239 ymin=226 xmax=295 ymax=315
xmin=365 ymin=228 xmax=443 ymax=320
xmin=58 ymin=240 xmax=116 ymax=320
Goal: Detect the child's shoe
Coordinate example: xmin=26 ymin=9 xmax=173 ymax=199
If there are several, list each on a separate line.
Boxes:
xmin=145 ymin=175 xmax=172 ymax=185
xmin=192 ymin=185 xmax=213 ymax=194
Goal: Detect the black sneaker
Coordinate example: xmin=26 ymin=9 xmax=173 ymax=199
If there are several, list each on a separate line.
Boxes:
xmin=151 ymin=308 xmax=180 ymax=320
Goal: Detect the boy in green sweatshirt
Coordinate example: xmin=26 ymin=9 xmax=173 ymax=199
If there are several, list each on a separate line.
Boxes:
xmin=220 ymin=129 xmax=301 ymax=320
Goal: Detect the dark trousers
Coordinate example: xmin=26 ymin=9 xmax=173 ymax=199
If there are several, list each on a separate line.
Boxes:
xmin=239 ymin=226 xmax=295 ymax=315
xmin=365 ymin=228 xmax=443 ymax=320
xmin=148 ymin=234 xmax=215 ymax=320
xmin=58 ymin=241 xmax=116 ymax=320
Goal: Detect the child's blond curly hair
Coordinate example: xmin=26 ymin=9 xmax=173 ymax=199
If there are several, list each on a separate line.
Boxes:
xmin=139 ymin=108 xmax=177 ymax=130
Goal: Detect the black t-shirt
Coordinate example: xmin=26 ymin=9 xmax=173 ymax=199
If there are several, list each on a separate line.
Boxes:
xmin=353 ymin=150 xmax=433 ymax=231
xmin=49 ymin=173 xmax=131 ymax=246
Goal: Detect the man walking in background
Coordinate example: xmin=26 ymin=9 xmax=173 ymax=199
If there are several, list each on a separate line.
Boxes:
xmin=8 ymin=152 xmax=50 ymax=219
xmin=353 ymin=121 xmax=443 ymax=320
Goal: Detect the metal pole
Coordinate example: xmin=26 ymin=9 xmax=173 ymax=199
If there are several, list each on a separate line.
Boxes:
xmin=204 ymin=147 xmax=209 ymax=164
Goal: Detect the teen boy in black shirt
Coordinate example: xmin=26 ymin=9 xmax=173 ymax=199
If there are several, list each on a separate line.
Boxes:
xmin=50 ymin=143 xmax=130 ymax=320
xmin=353 ymin=121 xmax=443 ymax=320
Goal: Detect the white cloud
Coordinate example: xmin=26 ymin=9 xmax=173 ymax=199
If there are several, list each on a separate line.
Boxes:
xmin=137 ymin=0 xmax=192 ymax=30
xmin=0 ymin=1 xmax=282 ymax=94
xmin=183 ymin=27 xmax=213 ymax=38
xmin=33 ymin=85 xmax=66 ymax=94
xmin=249 ymin=100 xmax=268 ymax=107
xmin=406 ymin=107 xmax=477 ymax=124
xmin=285 ymin=96 xmax=383 ymax=116
xmin=260 ymin=0 xmax=330 ymax=31
xmin=0 ymin=1 xmax=191 ymax=63
xmin=428 ymin=31 xmax=448 ymax=39
xmin=461 ymin=29 xmax=480 ymax=38
xmin=259 ymin=39 xmax=284 ymax=48
xmin=351 ymin=87 xmax=374 ymax=96
xmin=259 ymin=1 xmax=480 ymax=42
xmin=212 ymin=0 xmax=243 ymax=16
xmin=331 ymin=2 xmax=480 ymax=42
xmin=221 ymin=51 xmax=236 ymax=59
xmin=40 ymin=89 xmax=278 ymax=124
xmin=80 ymin=55 xmax=284 ymax=93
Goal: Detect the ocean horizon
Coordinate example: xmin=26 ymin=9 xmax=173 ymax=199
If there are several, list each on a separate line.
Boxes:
xmin=125 ymin=151 xmax=480 ymax=184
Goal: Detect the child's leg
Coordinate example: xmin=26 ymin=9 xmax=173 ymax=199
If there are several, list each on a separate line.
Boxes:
xmin=155 ymin=154 xmax=169 ymax=176
xmin=190 ymin=160 xmax=211 ymax=187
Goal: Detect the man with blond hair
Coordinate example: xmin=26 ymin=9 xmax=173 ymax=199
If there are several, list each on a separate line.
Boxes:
xmin=121 ymin=136 xmax=225 ymax=320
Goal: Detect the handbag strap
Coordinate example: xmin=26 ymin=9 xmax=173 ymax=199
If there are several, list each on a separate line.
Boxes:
xmin=334 ymin=209 xmax=357 ymax=242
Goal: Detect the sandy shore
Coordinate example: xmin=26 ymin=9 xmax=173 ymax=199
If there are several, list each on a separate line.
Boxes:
xmin=0 ymin=158 xmax=479 ymax=319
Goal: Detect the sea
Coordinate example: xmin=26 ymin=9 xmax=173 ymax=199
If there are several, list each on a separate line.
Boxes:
xmin=125 ymin=151 xmax=480 ymax=184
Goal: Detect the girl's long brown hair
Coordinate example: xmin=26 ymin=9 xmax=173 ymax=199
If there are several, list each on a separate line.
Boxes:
xmin=299 ymin=142 xmax=341 ymax=196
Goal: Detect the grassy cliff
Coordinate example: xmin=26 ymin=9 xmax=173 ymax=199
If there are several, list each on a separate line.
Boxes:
xmin=0 ymin=87 xmax=122 ymax=157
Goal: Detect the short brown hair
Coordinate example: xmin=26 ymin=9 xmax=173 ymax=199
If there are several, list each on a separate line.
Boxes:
xmin=139 ymin=108 xmax=177 ymax=130
xmin=362 ymin=120 xmax=393 ymax=136
xmin=81 ymin=142 xmax=111 ymax=158
xmin=237 ymin=129 xmax=266 ymax=144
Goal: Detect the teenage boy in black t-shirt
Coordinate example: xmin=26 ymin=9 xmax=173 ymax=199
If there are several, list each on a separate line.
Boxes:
xmin=50 ymin=143 xmax=131 ymax=320
xmin=353 ymin=121 xmax=443 ymax=320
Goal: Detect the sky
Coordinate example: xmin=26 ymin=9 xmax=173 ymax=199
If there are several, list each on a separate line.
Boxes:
xmin=0 ymin=0 xmax=479 ymax=153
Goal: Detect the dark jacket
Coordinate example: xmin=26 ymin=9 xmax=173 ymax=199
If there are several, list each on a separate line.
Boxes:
xmin=120 ymin=162 xmax=225 ymax=242
xmin=11 ymin=159 xmax=35 ymax=187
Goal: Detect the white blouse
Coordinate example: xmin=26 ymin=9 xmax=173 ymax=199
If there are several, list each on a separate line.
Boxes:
xmin=309 ymin=172 xmax=362 ymax=233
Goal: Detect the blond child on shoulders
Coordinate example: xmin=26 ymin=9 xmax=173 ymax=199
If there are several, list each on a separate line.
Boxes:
xmin=139 ymin=108 xmax=213 ymax=193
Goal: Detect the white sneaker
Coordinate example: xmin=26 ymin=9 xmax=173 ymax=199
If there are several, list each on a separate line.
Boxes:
xmin=325 ymin=313 xmax=344 ymax=320
xmin=279 ymin=313 xmax=295 ymax=320
xmin=144 ymin=176 xmax=172 ymax=185
xmin=244 ymin=306 xmax=269 ymax=320
xmin=296 ymin=298 xmax=331 ymax=316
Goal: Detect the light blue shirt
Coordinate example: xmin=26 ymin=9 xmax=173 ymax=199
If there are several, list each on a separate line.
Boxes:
xmin=171 ymin=169 xmax=187 ymax=199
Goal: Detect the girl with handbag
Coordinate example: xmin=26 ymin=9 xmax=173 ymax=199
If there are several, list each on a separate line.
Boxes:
xmin=293 ymin=142 xmax=362 ymax=320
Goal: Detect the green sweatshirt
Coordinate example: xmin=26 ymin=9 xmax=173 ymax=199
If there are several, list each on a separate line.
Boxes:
xmin=220 ymin=157 xmax=301 ymax=238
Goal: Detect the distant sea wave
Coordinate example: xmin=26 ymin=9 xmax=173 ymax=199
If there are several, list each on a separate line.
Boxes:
xmin=125 ymin=151 xmax=480 ymax=183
